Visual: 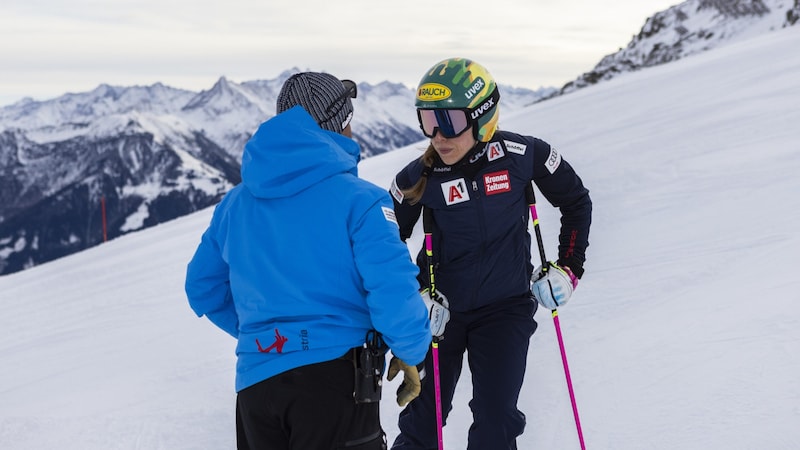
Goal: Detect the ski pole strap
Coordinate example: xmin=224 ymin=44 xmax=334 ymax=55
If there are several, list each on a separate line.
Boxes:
xmin=525 ymin=183 xmax=538 ymax=225
xmin=422 ymin=207 xmax=440 ymax=304
xmin=422 ymin=205 xmax=434 ymax=234
xmin=525 ymin=182 xmax=548 ymax=268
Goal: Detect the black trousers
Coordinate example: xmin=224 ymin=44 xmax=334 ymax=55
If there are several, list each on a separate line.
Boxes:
xmin=236 ymin=357 xmax=387 ymax=450
xmin=392 ymin=297 xmax=538 ymax=450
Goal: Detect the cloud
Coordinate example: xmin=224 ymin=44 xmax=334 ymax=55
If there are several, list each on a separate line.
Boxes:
xmin=0 ymin=0 xmax=677 ymax=106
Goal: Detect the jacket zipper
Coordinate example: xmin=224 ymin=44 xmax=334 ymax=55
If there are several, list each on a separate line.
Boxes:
xmin=470 ymin=178 xmax=487 ymax=308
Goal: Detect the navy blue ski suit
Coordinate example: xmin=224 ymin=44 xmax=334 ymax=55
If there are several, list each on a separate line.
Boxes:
xmin=389 ymin=130 xmax=592 ymax=449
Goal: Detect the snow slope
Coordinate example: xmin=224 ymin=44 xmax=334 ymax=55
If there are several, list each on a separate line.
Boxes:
xmin=1 ymin=26 xmax=799 ymax=449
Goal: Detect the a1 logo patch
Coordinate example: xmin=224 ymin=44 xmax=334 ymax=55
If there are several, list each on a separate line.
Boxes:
xmin=487 ymin=142 xmax=505 ymax=161
xmin=440 ymin=178 xmax=470 ymax=206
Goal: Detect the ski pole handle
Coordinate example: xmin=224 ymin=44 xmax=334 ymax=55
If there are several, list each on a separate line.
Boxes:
xmin=423 ymin=207 xmax=441 ymax=304
xmin=525 ymin=183 xmax=548 ymax=269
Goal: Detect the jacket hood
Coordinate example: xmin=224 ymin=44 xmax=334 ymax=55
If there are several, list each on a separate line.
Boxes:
xmin=241 ymin=106 xmax=361 ymax=198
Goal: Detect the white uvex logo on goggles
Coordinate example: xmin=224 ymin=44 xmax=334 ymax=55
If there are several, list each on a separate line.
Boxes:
xmin=470 ymin=97 xmax=495 ymax=120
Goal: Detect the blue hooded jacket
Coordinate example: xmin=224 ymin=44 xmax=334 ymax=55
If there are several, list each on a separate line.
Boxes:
xmin=185 ymin=106 xmax=431 ymax=391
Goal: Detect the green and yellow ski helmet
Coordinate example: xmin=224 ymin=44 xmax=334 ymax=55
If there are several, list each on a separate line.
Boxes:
xmin=415 ymin=57 xmax=500 ymax=142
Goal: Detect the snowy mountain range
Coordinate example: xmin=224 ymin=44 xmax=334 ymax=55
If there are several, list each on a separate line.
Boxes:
xmin=0 ymin=72 xmax=550 ymax=275
xmin=560 ymin=0 xmax=799 ymax=93
xmin=2 ymin=0 xmax=798 ymax=277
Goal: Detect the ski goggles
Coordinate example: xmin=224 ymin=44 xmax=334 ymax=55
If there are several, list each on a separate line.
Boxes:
xmin=417 ymin=109 xmax=472 ymax=139
xmin=317 ymin=79 xmax=358 ymax=126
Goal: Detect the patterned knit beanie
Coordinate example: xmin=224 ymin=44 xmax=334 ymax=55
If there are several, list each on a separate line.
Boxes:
xmin=276 ymin=72 xmax=354 ymax=134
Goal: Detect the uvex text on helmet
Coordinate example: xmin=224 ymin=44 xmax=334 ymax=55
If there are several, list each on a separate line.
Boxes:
xmin=415 ymin=58 xmax=500 ymax=142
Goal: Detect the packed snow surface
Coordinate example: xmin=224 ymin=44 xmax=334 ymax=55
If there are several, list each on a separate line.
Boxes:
xmin=1 ymin=27 xmax=798 ymax=449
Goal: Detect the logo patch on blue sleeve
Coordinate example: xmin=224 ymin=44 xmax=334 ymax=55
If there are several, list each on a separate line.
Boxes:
xmin=382 ymin=206 xmax=398 ymax=226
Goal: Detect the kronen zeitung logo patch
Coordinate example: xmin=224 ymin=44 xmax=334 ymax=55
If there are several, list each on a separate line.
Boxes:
xmin=417 ymin=83 xmax=452 ymax=101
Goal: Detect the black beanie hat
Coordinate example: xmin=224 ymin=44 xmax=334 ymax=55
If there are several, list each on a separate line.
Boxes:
xmin=276 ymin=72 xmax=354 ymax=134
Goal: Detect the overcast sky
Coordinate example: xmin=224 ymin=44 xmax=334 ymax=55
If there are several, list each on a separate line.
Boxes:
xmin=0 ymin=0 xmax=679 ymax=107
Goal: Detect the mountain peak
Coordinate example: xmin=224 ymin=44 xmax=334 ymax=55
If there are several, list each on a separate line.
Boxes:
xmin=213 ymin=76 xmax=232 ymax=89
xmin=88 ymin=83 xmax=123 ymax=100
xmin=560 ymin=0 xmax=798 ymax=95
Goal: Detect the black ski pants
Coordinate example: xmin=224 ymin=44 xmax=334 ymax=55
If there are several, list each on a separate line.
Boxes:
xmin=236 ymin=356 xmax=387 ymax=450
xmin=391 ymin=296 xmax=538 ymax=450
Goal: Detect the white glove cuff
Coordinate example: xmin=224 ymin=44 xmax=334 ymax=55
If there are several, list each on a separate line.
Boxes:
xmin=421 ymin=289 xmax=450 ymax=338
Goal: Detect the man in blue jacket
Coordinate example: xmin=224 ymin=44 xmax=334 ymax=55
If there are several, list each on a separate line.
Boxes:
xmin=185 ymin=72 xmax=432 ymax=450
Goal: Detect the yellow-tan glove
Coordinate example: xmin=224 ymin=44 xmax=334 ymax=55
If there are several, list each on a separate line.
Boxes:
xmin=386 ymin=357 xmax=426 ymax=406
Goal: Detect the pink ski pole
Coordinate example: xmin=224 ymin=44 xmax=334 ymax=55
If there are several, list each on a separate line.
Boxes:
xmin=431 ymin=339 xmax=444 ymax=450
xmin=423 ymin=207 xmax=445 ymax=450
xmin=526 ymin=183 xmax=586 ymax=450
xmin=551 ymin=310 xmax=585 ymax=449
